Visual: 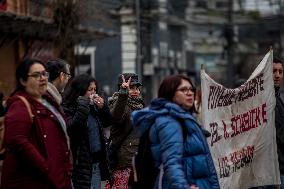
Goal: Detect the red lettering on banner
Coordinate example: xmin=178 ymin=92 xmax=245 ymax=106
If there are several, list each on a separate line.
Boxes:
xmin=218 ymin=145 xmax=255 ymax=178
xmin=262 ymin=103 xmax=267 ymax=123
xmin=230 ymin=103 xmax=267 ymax=138
xmin=231 ymin=116 xmax=240 ymax=137
xmin=208 ymin=103 xmax=267 ymax=146
xmin=241 ymin=112 xmax=249 ymax=131
xmin=223 ymin=120 xmax=230 ymax=139
xmin=254 ymin=106 xmax=261 ymax=128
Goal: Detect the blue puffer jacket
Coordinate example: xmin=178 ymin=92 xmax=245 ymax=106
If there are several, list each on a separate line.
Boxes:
xmin=132 ymin=98 xmax=220 ymax=189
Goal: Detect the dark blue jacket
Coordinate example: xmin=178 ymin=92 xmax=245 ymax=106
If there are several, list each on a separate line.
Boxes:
xmin=132 ymin=98 xmax=220 ymax=189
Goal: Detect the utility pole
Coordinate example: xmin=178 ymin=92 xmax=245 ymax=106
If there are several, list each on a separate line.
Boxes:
xmin=226 ymin=0 xmax=234 ymax=88
xmin=135 ymin=0 xmax=142 ymax=80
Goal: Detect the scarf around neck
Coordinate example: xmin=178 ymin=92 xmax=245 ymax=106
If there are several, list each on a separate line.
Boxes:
xmin=109 ymin=92 xmax=144 ymax=110
xmin=47 ymin=82 xmax=62 ymax=105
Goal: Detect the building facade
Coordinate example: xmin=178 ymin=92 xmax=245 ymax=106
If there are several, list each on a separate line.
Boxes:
xmin=110 ymin=0 xmax=191 ymax=103
xmin=0 ymin=0 xmax=56 ymax=97
xmin=81 ymin=0 xmax=284 ymax=102
xmin=0 ymin=0 xmax=115 ymax=97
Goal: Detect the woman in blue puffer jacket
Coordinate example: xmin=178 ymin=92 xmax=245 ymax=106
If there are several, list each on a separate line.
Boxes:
xmin=132 ymin=74 xmax=220 ymax=189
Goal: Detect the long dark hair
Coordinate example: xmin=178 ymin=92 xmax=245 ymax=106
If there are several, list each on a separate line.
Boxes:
xmin=10 ymin=58 xmax=45 ymax=96
xmin=158 ymin=74 xmax=197 ymax=113
xmin=63 ymin=74 xmax=98 ymax=105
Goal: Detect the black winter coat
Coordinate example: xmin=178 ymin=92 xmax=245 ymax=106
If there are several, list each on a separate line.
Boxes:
xmin=275 ymin=89 xmax=284 ymax=174
xmin=62 ymin=96 xmax=112 ymax=189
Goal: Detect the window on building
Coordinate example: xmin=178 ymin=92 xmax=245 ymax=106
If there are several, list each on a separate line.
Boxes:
xmin=195 ymin=1 xmax=207 ymax=9
xmin=75 ymin=54 xmax=92 ymax=75
xmin=216 ymin=1 xmax=229 ymax=9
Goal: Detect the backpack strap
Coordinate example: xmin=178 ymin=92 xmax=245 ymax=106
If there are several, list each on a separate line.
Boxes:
xmin=17 ymin=95 xmax=34 ymax=122
xmin=158 ymin=164 xmax=164 ymax=189
xmin=0 ymin=116 xmax=5 ymax=155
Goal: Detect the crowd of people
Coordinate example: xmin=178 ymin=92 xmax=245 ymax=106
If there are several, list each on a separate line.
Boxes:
xmin=0 ymin=56 xmax=283 ymax=189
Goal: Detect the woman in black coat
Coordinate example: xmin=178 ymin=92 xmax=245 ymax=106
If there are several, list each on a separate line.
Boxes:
xmin=62 ymin=74 xmax=112 ymax=189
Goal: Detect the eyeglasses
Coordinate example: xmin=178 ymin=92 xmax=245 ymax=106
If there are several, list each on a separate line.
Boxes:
xmin=27 ymin=71 xmax=49 ymax=80
xmin=176 ymin=86 xmax=196 ymax=94
xmin=63 ymin=72 xmax=71 ymax=79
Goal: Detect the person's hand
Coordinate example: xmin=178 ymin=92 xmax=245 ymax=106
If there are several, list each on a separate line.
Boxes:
xmin=92 ymin=94 xmax=104 ymax=109
xmin=120 ymin=75 xmax=131 ymax=90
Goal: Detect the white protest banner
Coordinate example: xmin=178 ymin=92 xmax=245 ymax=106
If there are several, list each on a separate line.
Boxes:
xmin=201 ymin=50 xmax=280 ymax=189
